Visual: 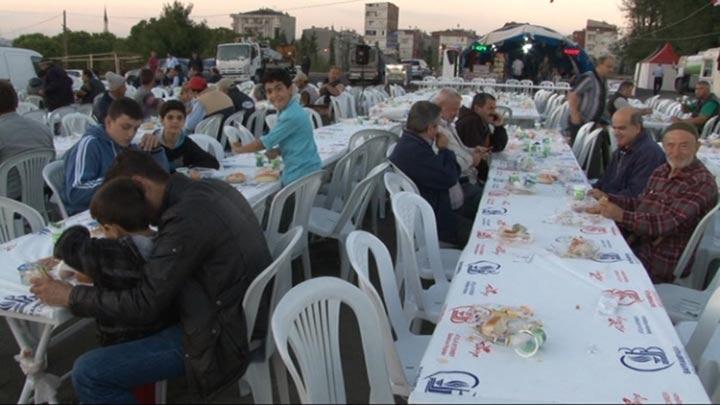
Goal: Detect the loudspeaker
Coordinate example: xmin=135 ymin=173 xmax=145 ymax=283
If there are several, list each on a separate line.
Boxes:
xmin=355 ymin=45 xmax=371 ymax=66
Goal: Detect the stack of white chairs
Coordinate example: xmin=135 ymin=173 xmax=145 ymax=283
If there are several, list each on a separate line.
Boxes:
xmin=47 ymin=105 xmax=78 ymax=135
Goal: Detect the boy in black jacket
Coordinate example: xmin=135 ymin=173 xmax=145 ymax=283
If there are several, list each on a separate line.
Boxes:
xmin=53 ymin=177 xmax=175 ymax=346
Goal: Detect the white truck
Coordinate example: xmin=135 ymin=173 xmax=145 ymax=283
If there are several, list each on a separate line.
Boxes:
xmin=0 ymin=46 xmax=42 ymax=90
xmin=216 ymin=42 xmax=263 ymax=82
xmin=676 ymin=47 xmax=720 ymax=95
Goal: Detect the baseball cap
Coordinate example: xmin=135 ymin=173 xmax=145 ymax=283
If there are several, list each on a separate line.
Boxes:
xmin=187 ymin=76 xmax=208 ymax=91
xmin=105 ymin=72 xmax=125 ymax=92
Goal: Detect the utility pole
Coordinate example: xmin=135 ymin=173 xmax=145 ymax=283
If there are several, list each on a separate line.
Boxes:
xmin=62 ymin=10 xmax=68 ymax=57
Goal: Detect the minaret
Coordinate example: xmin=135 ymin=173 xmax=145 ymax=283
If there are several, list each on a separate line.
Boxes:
xmin=103 ymin=6 xmax=109 ymax=33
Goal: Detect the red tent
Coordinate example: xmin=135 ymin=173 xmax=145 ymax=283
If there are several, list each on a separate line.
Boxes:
xmin=641 ymin=42 xmax=680 ymax=65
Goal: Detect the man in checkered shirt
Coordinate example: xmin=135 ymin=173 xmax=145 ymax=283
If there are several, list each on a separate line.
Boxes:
xmin=591 ymin=122 xmax=718 ymax=283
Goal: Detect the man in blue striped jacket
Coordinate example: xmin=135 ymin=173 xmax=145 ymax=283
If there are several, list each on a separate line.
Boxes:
xmin=62 ymin=98 xmax=168 ymax=215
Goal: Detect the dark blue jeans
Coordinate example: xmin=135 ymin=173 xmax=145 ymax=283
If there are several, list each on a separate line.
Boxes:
xmin=72 ymin=325 xmax=185 ymax=404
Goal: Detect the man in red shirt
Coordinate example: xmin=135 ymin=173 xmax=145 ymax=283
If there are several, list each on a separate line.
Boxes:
xmin=592 ymin=122 xmax=718 ymax=283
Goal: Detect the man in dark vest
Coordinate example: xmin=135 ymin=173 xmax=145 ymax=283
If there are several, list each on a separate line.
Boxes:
xmin=673 ymin=80 xmax=719 ymax=133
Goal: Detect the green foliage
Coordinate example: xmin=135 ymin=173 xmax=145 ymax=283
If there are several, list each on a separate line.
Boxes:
xmin=328 ymin=35 xmax=336 ymax=66
xmin=12 ymin=33 xmax=62 ymax=57
xmin=620 ymin=0 xmax=720 ymax=70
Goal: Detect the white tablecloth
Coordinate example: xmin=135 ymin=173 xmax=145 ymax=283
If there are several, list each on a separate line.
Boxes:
xmin=408 ymin=129 xmax=710 ymax=403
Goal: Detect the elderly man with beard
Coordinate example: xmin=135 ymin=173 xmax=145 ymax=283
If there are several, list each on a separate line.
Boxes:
xmin=590 ymin=122 xmax=718 ymax=283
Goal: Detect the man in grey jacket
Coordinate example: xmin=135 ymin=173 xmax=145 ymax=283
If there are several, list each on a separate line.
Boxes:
xmin=0 ymin=81 xmax=54 ymax=198
xmin=31 ymin=150 xmax=272 ymax=401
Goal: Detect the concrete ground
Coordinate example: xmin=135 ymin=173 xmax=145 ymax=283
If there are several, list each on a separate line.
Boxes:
xmin=0 ymin=214 xmax=407 ymax=404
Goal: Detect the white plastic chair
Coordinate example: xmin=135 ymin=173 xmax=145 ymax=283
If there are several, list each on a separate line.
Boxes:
xmin=188 ymin=134 xmax=224 ymax=161
xmin=496 ymin=105 xmax=513 ymax=121
xmin=571 ymin=122 xmax=596 ymax=158
xmin=225 ymin=110 xmax=246 ymax=129
xmin=271 ymin=277 xmax=395 ymax=404
xmin=42 ymin=160 xmax=69 ymax=219
xmin=542 ymin=93 xmax=559 ymax=119
xmin=346 ymin=231 xmax=431 ymax=397
xmin=330 ymin=96 xmax=347 ymax=122
xmin=0 ymin=149 xmax=54 ymax=219
xmin=47 ymin=106 xmax=77 ymax=135
xmin=674 ymin=282 xmax=720 ymax=401
xmin=391 ymin=192 xmax=451 ymax=323
xmin=264 ymin=113 xmax=278 ymax=130
xmin=61 ymin=113 xmax=95 ymax=137
xmin=124 ymin=85 xmax=137 ymax=98
xmin=76 ymin=103 xmax=94 ymax=117
xmin=251 ymin=200 xmax=266 ymax=223
xmin=223 ymin=125 xmax=255 ymax=148
xmin=308 ymin=162 xmax=387 ymax=280
xmin=702 ymin=116 xmax=720 ymax=140
xmin=577 ymin=128 xmax=604 ymax=171
xmin=238 ymin=226 xmax=304 ymax=404
xmin=656 ymin=204 xmax=720 ymax=322
xmin=384 ymin=171 xmax=419 ymax=196
xmin=0 ymin=196 xmax=45 ymax=243
xmin=304 ymin=108 xmax=323 ymax=129
xmin=151 ymin=87 xmax=169 ymax=99
xmin=265 ymin=171 xmax=324 ymax=280
xmin=24 ymin=95 xmax=44 ymax=108
xmin=16 ymin=102 xmax=38 ymax=115
xmin=194 ymin=113 xmax=224 ymax=141
xmin=245 ymin=109 xmax=268 ymax=137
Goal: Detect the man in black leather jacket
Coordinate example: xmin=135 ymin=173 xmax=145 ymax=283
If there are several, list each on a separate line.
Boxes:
xmin=31 ymin=150 xmax=272 ymax=401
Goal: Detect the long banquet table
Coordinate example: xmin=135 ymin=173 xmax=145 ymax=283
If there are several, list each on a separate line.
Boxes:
xmin=0 ymin=118 xmax=394 ymax=403
xmin=408 ymin=127 xmax=710 ymax=403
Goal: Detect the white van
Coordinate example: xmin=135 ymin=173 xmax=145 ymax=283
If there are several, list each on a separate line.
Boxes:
xmin=0 ymin=47 xmax=42 ymax=90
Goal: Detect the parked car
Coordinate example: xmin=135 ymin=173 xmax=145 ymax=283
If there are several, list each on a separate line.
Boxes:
xmin=402 ymin=58 xmax=432 ymax=80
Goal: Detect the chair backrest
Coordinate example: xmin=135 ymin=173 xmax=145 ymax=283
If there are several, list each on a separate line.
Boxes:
xmin=304 ymin=107 xmax=323 ymax=129
xmin=22 ymin=110 xmax=48 ymax=126
xmin=345 ymin=230 xmax=415 ymax=397
xmin=539 ymin=81 xmax=555 ymax=89
xmin=571 ymin=122 xmax=596 ymax=158
xmin=264 ymin=113 xmax=279 ymax=130
xmin=48 ymin=106 xmax=78 ymax=135
xmin=0 ymin=196 xmax=45 ymax=243
xmin=0 ymin=149 xmax=55 ymax=217
xmin=16 ymin=102 xmax=38 ymax=115
xmin=245 ymin=109 xmax=268 ymax=137
xmin=271 ymin=277 xmax=395 ymax=404
xmin=125 ymin=85 xmax=137 ymax=98
xmin=330 ymin=96 xmax=347 ymax=122
xmin=685 ymin=277 xmax=720 ymax=365
xmin=330 ymin=162 xmax=387 ymax=236
xmin=194 ymin=114 xmax=224 ymax=141
xmin=151 ymin=87 xmax=169 ymax=99
xmin=673 ymin=203 xmax=720 ymax=282
xmin=265 ymin=171 xmax=324 ymax=251
xmin=391 ymin=192 xmax=450 ymax=293
xmin=543 ymin=93 xmax=559 ymax=117
xmin=647 ymin=95 xmax=660 ymax=109
xmin=384 ymin=171 xmax=419 ymax=196
xmin=76 ymin=103 xmax=94 ymax=117
xmin=577 ymin=127 xmax=603 ymax=169
xmin=61 ymin=113 xmax=95 ymax=137
xmin=243 ymin=226 xmax=303 ymax=348
xmin=555 ymin=81 xmax=571 ymax=90
xmin=701 ymin=116 xmax=720 ymax=139
xmin=323 ymin=137 xmax=388 ymax=210
xmin=496 ymin=105 xmax=513 ymax=120
xmin=222 ymin=125 xmax=255 ymax=148
xmin=188 ymin=134 xmax=224 ymax=162
xmin=25 ymin=95 xmax=44 ymax=108
xmin=225 ymin=110 xmax=246 ymax=129
xmin=42 ymin=160 xmax=69 ymax=219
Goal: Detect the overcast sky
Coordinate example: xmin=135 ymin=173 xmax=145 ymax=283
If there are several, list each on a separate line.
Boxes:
xmin=0 ymin=0 xmax=625 ymax=40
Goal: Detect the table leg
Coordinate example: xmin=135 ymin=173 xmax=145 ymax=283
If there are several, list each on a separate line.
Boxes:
xmin=6 ymin=318 xmax=57 ymax=404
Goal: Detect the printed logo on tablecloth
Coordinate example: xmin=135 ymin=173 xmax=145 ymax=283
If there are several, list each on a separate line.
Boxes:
xmin=662 ymin=392 xmax=684 ymax=404
xmin=603 ymin=289 xmax=643 ymax=306
xmin=608 ymin=316 xmax=627 ymax=332
xmin=488 ymin=190 xmax=509 ymax=197
xmin=593 ymin=252 xmax=623 ymax=263
xmin=474 ymin=244 xmax=485 ymax=255
xmin=440 ymin=333 xmax=461 ymax=358
xmin=424 ymin=371 xmax=479 ymax=397
xmin=512 ymin=252 xmax=534 ymax=263
xmin=589 ymin=271 xmax=605 ymax=282
xmin=467 ymin=260 xmax=501 ymax=275
xmin=673 ymin=346 xmax=693 ymax=375
xmin=463 ymin=281 xmax=477 ymax=296
xmin=482 ymin=207 xmax=507 ymax=216
xmin=494 ymin=245 xmax=506 ymax=256
xmin=449 ymin=305 xmax=488 ymax=324
xmin=615 ymin=270 xmax=630 ymax=283
xmin=1 ymin=242 xmax=17 ymax=252
xmin=581 ymin=226 xmax=607 ymax=235
xmin=469 ymin=341 xmax=492 ymax=358
xmin=633 ymin=316 xmax=653 ymax=335
xmin=476 ymin=230 xmax=493 ymax=239
xmin=622 ymin=393 xmax=648 ymax=404
xmin=618 ymin=346 xmax=674 ymax=372
xmin=644 ymin=290 xmax=663 ymax=308
xmin=481 ymin=284 xmax=498 ymax=297
xmin=0 ymin=295 xmax=44 ymax=316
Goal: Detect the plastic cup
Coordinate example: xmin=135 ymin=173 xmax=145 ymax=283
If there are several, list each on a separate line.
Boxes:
xmin=573 ymin=185 xmax=587 ymax=201
xmin=512 ymin=327 xmax=547 ymax=358
xmin=598 ymin=291 xmax=619 ymax=315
